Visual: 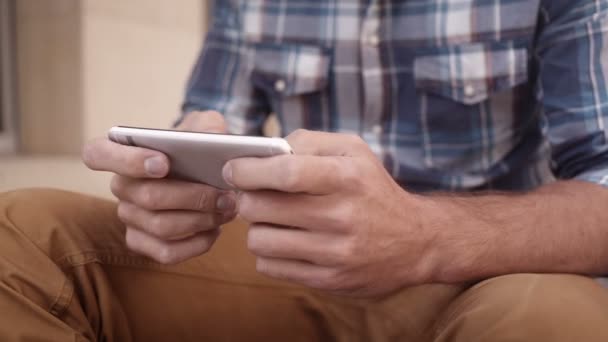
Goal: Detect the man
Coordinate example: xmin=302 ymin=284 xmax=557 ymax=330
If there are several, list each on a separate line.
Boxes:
xmin=2 ymin=0 xmax=608 ymax=340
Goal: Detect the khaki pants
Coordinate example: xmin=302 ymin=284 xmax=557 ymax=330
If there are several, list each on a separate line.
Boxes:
xmin=2 ymin=188 xmax=608 ymax=341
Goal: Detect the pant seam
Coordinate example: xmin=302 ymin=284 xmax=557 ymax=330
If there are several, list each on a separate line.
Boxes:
xmin=48 ymin=273 xmax=75 ymax=318
xmin=54 ymin=250 xmax=350 ymax=299
xmin=55 ymin=250 xmax=157 ymax=270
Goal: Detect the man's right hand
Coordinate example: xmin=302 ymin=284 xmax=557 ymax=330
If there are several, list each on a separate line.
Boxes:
xmin=82 ymin=111 xmax=237 ymax=264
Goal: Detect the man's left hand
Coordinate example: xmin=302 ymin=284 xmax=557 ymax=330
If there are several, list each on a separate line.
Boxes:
xmin=222 ymin=129 xmax=438 ymax=297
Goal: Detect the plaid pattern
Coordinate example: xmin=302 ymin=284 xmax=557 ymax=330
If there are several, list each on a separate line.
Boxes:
xmin=182 ymin=0 xmax=608 ymax=192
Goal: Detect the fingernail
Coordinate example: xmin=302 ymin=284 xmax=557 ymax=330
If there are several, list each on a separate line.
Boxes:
xmin=222 ymin=163 xmax=233 ymax=186
xmin=144 ymin=156 xmax=168 ymax=177
xmin=216 ymin=193 xmax=235 ymax=213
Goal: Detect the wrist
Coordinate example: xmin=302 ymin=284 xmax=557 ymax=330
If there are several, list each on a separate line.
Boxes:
xmin=412 ymin=194 xmax=477 ymax=284
xmin=395 ymin=192 xmax=446 ymax=284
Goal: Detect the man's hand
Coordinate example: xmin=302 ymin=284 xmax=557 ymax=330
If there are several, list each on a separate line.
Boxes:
xmin=83 ymin=111 xmax=237 ymax=264
xmin=223 ymin=130 xmax=438 ymax=297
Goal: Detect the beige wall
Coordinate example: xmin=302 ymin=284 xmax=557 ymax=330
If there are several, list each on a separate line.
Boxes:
xmin=16 ymin=0 xmax=83 ymax=154
xmin=16 ymin=0 xmax=207 ymax=154
xmin=2 ymin=1 xmax=280 ymax=196
xmin=82 ymin=0 xmax=207 ymax=142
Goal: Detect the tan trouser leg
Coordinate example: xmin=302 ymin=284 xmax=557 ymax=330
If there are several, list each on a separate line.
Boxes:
xmin=3 ymin=189 xmax=608 ymax=341
xmin=0 ymin=189 xmax=463 ymax=341
xmin=435 ymin=273 xmax=608 ymax=342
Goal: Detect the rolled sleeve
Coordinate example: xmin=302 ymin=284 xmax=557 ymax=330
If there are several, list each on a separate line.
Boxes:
xmin=178 ymin=2 xmax=271 ymax=135
xmin=537 ymin=0 xmax=608 ymax=188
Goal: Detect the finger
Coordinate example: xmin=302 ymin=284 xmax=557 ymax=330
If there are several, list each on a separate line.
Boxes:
xmin=256 ymin=256 xmax=340 ymax=291
xmin=223 ymin=155 xmax=347 ymax=194
xmin=125 ymin=226 xmax=220 ymax=264
xmin=178 ymin=110 xmax=226 ymax=133
xmin=238 ymin=191 xmax=351 ymax=233
xmin=83 ymin=137 xmax=170 ymax=178
xmin=286 ymin=129 xmax=369 ymax=157
xmin=117 ymin=202 xmax=232 ymax=240
xmin=111 ymin=176 xmax=237 ymax=213
xmin=248 ymin=224 xmax=347 ymax=266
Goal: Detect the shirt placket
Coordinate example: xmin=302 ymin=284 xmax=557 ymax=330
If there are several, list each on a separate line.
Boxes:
xmin=360 ymin=0 xmax=384 ymax=155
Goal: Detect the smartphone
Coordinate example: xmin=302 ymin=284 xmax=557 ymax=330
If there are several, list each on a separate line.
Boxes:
xmin=108 ymin=126 xmax=293 ymax=189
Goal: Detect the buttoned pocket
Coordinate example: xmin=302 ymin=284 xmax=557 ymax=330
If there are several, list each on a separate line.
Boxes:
xmin=414 ymin=41 xmax=529 ymax=105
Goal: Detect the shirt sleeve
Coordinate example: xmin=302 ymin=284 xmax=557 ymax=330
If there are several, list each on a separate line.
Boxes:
xmin=537 ymin=0 xmax=608 ymax=187
xmin=178 ymin=2 xmax=271 ymax=135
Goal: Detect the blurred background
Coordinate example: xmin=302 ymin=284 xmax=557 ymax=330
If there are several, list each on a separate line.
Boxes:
xmin=0 ymin=0 xmax=211 ymax=198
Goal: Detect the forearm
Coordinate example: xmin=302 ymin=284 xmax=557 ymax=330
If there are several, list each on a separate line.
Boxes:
xmin=420 ymin=181 xmax=608 ymax=283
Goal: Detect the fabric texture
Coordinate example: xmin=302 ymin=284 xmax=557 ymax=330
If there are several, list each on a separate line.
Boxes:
xmin=182 ymin=0 xmax=608 ymax=192
xmin=3 ymin=189 xmax=608 ymax=341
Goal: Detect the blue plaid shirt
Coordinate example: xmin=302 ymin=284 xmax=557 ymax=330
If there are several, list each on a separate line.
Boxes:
xmin=181 ymin=0 xmax=608 ymax=193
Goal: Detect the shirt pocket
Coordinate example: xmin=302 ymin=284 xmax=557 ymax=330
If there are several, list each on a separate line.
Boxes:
xmin=413 ymin=41 xmax=529 ymax=105
xmin=250 ymin=42 xmax=331 ymax=132
xmin=411 ymin=40 xmax=531 ymax=173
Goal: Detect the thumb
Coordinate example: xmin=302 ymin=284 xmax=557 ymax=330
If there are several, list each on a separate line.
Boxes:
xmin=178 ymin=111 xmax=227 ymax=133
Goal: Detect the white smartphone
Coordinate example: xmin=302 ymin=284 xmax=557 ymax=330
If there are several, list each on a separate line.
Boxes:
xmin=108 ymin=126 xmax=293 ymax=189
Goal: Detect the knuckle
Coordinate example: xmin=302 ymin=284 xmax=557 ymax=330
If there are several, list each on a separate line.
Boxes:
xmin=198 ymin=234 xmax=215 ymax=253
xmin=288 ymin=129 xmax=310 ymax=141
xmin=237 ymin=192 xmax=256 ymax=221
xmin=124 ymin=228 xmax=140 ymax=251
xmin=137 ymin=185 xmax=160 ymax=209
xmin=280 ymin=159 xmax=303 ymax=191
xmin=148 ymin=214 xmax=169 ymax=238
xmin=116 ymin=202 xmax=131 ymax=223
xmin=330 ymin=240 xmax=358 ymax=266
xmin=199 ymin=214 xmax=219 ymax=231
xmin=246 ymin=226 xmax=265 ymax=255
xmin=327 ymin=202 xmax=357 ymax=230
xmin=110 ymin=175 xmax=123 ymax=197
xmin=194 ymin=189 xmax=211 ymax=211
xmin=286 ymin=129 xmax=310 ymax=148
xmin=255 ymin=258 xmax=284 ymax=280
xmin=338 ymin=161 xmax=364 ymax=190
xmin=255 ymin=257 xmax=269 ymax=274
xmin=310 ymin=270 xmax=343 ymax=291
xmin=157 ymin=246 xmax=179 ymax=265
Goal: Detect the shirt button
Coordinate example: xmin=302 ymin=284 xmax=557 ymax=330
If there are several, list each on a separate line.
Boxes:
xmin=367 ymin=34 xmax=380 ymax=47
xmin=372 ymin=124 xmax=383 ymax=135
xmin=464 ymin=84 xmax=475 ymax=97
xmin=274 ymin=79 xmax=286 ymax=93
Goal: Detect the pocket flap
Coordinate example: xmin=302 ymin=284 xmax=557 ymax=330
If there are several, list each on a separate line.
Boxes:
xmin=414 ymin=42 xmax=529 ymax=105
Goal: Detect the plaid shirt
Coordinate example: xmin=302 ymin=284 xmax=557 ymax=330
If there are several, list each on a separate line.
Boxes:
xmin=181 ymin=0 xmax=608 ymax=193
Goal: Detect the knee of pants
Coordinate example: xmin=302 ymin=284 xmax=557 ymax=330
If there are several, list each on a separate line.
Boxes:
xmin=0 ymin=188 xmax=125 ymax=262
xmin=435 ymin=273 xmax=608 ymax=342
